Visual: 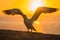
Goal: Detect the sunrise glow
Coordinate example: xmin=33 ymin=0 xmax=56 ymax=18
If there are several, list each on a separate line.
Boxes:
xmin=0 ymin=0 xmax=60 ymax=34
xmin=28 ymin=0 xmax=45 ymax=12
xmin=34 ymin=21 xmax=40 ymax=25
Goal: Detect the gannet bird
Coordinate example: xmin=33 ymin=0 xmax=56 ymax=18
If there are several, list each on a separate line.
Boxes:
xmin=3 ymin=7 xmax=57 ymax=32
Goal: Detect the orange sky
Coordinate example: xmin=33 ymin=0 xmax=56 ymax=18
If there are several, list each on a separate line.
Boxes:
xmin=0 ymin=0 xmax=60 ymax=34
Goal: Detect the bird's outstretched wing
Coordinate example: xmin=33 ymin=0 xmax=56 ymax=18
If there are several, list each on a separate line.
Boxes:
xmin=30 ymin=9 xmax=41 ymax=21
xmin=30 ymin=7 xmax=58 ymax=21
xmin=3 ymin=8 xmax=23 ymax=15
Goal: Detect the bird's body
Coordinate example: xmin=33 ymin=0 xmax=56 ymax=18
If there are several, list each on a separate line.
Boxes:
xmin=20 ymin=14 xmax=36 ymax=32
xmin=24 ymin=19 xmax=36 ymax=32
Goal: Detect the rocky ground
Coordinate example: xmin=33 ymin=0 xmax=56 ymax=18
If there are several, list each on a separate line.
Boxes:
xmin=0 ymin=30 xmax=60 ymax=40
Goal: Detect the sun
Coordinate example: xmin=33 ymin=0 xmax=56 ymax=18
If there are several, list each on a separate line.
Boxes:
xmin=28 ymin=0 xmax=45 ymax=12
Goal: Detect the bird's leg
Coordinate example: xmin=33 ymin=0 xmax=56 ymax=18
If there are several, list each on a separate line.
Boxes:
xmin=28 ymin=29 xmax=29 ymax=32
xmin=31 ymin=29 xmax=32 ymax=32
